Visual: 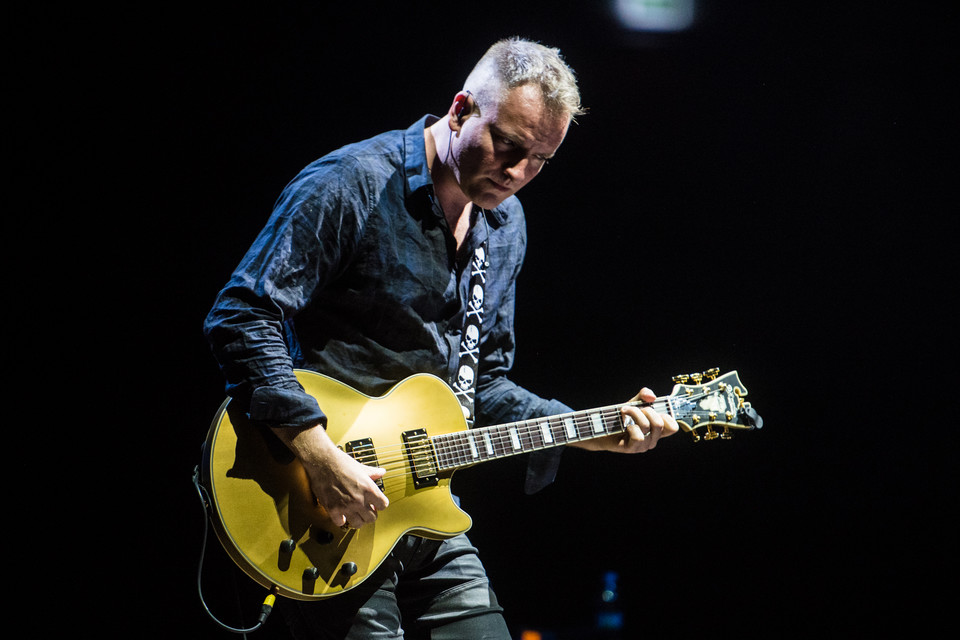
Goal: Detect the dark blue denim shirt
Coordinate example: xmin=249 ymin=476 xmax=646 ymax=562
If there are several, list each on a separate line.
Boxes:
xmin=204 ymin=116 xmax=567 ymax=492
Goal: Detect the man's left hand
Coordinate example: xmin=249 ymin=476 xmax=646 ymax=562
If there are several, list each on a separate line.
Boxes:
xmin=569 ymin=387 xmax=679 ymax=453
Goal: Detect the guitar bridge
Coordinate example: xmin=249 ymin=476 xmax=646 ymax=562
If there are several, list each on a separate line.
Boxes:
xmin=345 ymin=438 xmax=384 ymax=490
xmin=402 ymin=429 xmax=438 ymax=489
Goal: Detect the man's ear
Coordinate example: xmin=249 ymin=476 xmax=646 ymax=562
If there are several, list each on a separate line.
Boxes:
xmin=447 ymin=91 xmax=476 ymax=132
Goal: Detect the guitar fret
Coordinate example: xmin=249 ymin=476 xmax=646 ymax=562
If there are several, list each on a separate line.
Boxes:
xmin=540 ymin=420 xmax=553 ymax=444
xmin=434 ymin=438 xmax=448 ymax=469
xmin=482 ymin=431 xmax=494 ymax=456
xmin=605 ymin=409 xmax=622 ymax=434
xmin=492 ymin=425 xmax=510 ymax=458
xmin=503 ymin=425 xmax=517 ymax=454
xmin=590 ymin=412 xmax=605 ymax=433
xmin=519 ymin=420 xmax=541 ymax=451
xmin=663 ymin=398 xmax=676 ymax=420
xmin=466 ymin=433 xmax=479 ymax=459
xmin=547 ymin=417 xmax=563 ymax=444
xmin=521 ymin=423 xmax=537 ymax=450
xmin=457 ymin=432 xmax=473 ymax=464
xmin=508 ymin=427 xmax=522 ymax=451
xmin=544 ymin=416 xmax=564 ymax=444
xmin=449 ymin=440 xmax=460 ymax=467
xmin=450 ymin=435 xmax=462 ymax=463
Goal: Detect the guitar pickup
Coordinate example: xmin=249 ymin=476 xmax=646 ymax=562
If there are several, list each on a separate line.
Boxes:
xmin=345 ymin=438 xmax=384 ymax=490
xmin=402 ymin=429 xmax=438 ymax=489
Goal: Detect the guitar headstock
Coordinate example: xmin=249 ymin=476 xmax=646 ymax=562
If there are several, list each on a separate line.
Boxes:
xmin=667 ymin=368 xmax=762 ymax=442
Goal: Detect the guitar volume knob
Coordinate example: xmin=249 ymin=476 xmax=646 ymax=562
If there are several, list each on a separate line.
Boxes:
xmin=278 ymin=539 xmax=296 ymax=571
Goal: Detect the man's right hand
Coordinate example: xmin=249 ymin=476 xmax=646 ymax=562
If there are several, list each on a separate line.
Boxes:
xmin=274 ymin=424 xmax=389 ymax=529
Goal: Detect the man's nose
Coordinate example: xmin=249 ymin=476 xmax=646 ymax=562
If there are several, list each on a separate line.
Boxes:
xmin=503 ymin=158 xmax=530 ymax=183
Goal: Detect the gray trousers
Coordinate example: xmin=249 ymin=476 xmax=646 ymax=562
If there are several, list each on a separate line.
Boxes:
xmin=281 ymin=533 xmax=511 ymax=639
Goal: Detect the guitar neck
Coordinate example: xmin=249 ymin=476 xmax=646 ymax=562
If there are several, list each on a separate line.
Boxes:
xmin=431 ymin=398 xmax=673 ymax=472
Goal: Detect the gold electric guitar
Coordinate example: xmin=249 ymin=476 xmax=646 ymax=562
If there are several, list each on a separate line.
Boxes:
xmin=199 ymin=368 xmax=760 ymax=601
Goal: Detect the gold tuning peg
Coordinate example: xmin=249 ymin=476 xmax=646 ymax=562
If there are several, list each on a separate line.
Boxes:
xmin=672 ymin=374 xmax=689 ymax=384
xmin=704 ymin=425 xmax=719 ymax=440
xmin=721 ymin=426 xmax=733 ymax=440
xmin=703 ymin=367 xmax=720 ymax=380
xmin=690 ymin=372 xmax=703 ymax=385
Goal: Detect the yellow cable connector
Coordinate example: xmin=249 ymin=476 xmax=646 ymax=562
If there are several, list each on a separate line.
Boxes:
xmin=257 ymin=592 xmax=277 ymax=625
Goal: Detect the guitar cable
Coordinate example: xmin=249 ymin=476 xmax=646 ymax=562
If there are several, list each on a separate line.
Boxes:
xmin=192 ymin=465 xmax=277 ymax=635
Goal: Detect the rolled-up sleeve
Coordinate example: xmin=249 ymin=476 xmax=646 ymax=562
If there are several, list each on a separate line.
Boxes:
xmin=203 ymin=159 xmax=365 ymax=430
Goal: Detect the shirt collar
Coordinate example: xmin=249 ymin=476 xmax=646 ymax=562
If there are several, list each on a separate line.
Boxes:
xmin=403 ymin=115 xmax=435 ymax=196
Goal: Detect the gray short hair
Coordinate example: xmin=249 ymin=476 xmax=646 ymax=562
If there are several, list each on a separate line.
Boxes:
xmin=466 ymin=37 xmax=585 ymax=120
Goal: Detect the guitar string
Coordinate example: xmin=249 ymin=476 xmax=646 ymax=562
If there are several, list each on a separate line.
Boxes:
xmin=345 ymin=394 xmax=708 ymax=470
xmin=349 ymin=403 xmax=647 ymax=464
xmin=343 ymin=394 xmax=720 ymax=481
xmin=370 ymin=424 xmax=726 ymax=488
xmin=329 ymin=387 xmax=711 ymax=468
xmin=349 ymin=407 xmax=633 ymax=480
xmin=354 ymin=392 xmax=707 ymax=463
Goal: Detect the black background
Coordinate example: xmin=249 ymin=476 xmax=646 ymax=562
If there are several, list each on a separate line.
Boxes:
xmin=44 ymin=1 xmax=952 ymax=638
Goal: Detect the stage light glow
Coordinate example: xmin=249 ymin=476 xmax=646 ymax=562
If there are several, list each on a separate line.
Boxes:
xmin=611 ymin=0 xmax=696 ymax=32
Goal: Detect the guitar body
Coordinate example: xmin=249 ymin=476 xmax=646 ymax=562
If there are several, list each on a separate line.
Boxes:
xmin=202 ymin=370 xmax=473 ymax=601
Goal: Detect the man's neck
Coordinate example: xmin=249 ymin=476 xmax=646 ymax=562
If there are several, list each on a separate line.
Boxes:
xmin=424 ymin=118 xmax=474 ymax=248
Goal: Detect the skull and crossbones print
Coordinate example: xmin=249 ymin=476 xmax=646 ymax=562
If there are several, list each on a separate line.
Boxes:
xmin=453 ymin=245 xmax=488 ymax=417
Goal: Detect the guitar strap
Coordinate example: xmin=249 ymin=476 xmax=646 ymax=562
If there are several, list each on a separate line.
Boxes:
xmin=454 ymin=239 xmax=488 ymax=426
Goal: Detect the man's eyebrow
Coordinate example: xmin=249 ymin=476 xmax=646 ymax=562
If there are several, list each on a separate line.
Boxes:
xmin=489 ymin=124 xmax=557 ymax=159
xmin=489 ymin=124 xmax=518 ymax=143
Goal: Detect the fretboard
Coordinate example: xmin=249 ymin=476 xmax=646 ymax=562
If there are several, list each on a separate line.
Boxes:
xmin=431 ymin=399 xmax=675 ymax=471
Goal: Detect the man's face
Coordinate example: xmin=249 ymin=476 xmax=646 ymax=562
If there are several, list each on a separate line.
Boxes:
xmin=450 ymin=84 xmax=570 ymax=210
